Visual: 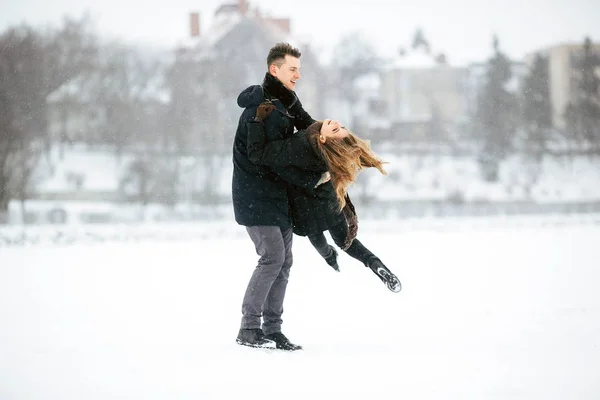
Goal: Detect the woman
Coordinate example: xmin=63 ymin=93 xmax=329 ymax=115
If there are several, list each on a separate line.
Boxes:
xmin=247 ymin=103 xmax=401 ymax=293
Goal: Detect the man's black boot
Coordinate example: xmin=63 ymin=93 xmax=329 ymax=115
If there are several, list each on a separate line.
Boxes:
xmin=236 ymin=328 xmax=275 ymax=348
xmin=264 ymin=332 xmax=303 ymax=351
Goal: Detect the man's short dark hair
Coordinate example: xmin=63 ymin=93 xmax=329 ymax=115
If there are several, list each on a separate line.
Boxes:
xmin=267 ymin=42 xmax=301 ymax=68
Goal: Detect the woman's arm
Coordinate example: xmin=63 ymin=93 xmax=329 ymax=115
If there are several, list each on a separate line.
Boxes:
xmin=246 ymin=122 xmax=324 ymax=169
xmin=246 ymin=103 xmax=325 ymax=170
xmin=289 ymin=99 xmax=316 ymax=130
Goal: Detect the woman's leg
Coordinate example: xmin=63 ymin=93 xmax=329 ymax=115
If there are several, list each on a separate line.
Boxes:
xmin=328 ymin=220 xmax=402 ymax=292
xmin=307 ymin=232 xmax=331 ymax=258
xmin=328 ymin=221 xmax=376 ymax=266
xmin=307 ymin=232 xmax=339 ymax=270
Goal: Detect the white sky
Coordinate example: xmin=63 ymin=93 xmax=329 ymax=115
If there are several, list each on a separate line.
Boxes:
xmin=1 ymin=0 xmax=600 ymax=65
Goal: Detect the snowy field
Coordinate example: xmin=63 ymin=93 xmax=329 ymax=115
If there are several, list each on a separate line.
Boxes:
xmin=1 ymin=217 xmax=600 ymax=399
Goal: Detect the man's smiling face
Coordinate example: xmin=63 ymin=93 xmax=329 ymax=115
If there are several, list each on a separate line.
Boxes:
xmin=270 ymin=55 xmax=301 ymax=91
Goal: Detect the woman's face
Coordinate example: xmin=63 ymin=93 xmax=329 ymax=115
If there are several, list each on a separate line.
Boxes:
xmin=319 ymin=121 xmax=350 ymax=143
xmin=330 ymin=127 xmax=350 ymax=140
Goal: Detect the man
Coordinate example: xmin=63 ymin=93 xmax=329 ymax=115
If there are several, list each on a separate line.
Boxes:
xmin=232 ymin=42 xmax=340 ymax=350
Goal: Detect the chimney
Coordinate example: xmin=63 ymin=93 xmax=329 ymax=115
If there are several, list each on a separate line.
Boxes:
xmin=238 ymin=0 xmax=248 ymax=15
xmin=190 ymin=12 xmax=200 ymax=37
xmin=268 ymin=18 xmax=291 ymax=34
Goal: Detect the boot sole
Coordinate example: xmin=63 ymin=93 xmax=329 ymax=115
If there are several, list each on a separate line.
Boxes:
xmin=273 ymin=344 xmax=303 ymax=351
xmin=236 ymin=338 xmax=276 ymax=349
xmin=376 ymin=267 xmax=402 ymax=293
xmin=236 ymin=340 xmax=301 ymax=352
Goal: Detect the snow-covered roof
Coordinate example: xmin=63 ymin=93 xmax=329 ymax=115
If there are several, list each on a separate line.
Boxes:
xmin=391 ymin=48 xmax=438 ymax=69
xmin=36 ymin=145 xmax=132 ymax=193
xmin=182 ymin=9 xmax=296 ymax=62
xmin=256 ymin=17 xmax=294 ymax=44
xmin=47 ymin=71 xmax=170 ymax=105
xmin=354 ymin=72 xmax=380 ymax=92
xmin=465 ymin=60 xmax=526 ymax=94
xmin=47 ymin=75 xmax=94 ymax=103
xmin=190 ymin=11 xmax=243 ymax=56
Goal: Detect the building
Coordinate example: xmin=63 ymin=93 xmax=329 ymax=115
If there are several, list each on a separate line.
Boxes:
xmin=38 ymin=0 xmax=321 ymax=206
xmin=525 ymin=41 xmax=600 ymax=130
xmin=46 ymin=49 xmax=170 ymax=150
xmin=174 ymin=1 xmax=323 ymax=152
xmin=378 ymin=47 xmax=469 ymax=144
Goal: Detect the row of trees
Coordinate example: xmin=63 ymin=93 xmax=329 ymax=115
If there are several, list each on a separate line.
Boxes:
xmin=475 ymin=36 xmax=600 ymax=180
xmin=1 ymin=17 xmax=98 ymax=218
xmin=0 ymin=16 xmax=221 ymax=220
xmin=1 ymin=17 xmax=599 ymax=219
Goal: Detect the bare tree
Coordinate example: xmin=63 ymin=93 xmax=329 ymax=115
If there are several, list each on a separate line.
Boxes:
xmin=120 ymin=156 xmax=179 ymax=219
xmin=82 ymin=42 xmax=168 ymax=155
xmin=120 ymin=157 xmax=152 ymax=219
xmin=0 ymin=26 xmax=48 ymax=222
xmin=475 ymin=36 xmax=519 ymax=181
xmin=164 ymin=50 xmax=201 ymax=153
xmin=565 ymin=37 xmax=600 ymax=153
xmin=0 ymin=91 xmax=19 ymax=221
xmin=331 ymin=31 xmax=381 ymax=129
xmin=0 ymin=16 xmax=97 ymax=222
xmin=521 ymin=53 xmax=552 ymax=157
xmin=330 ymin=32 xmax=381 ymax=205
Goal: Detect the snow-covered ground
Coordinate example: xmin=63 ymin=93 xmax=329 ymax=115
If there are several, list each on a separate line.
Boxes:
xmin=1 ymin=217 xmax=599 ymax=399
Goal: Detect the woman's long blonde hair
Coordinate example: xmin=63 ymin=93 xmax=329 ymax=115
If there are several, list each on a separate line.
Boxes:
xmin=317 ymin=129 xmax=387 ymax=209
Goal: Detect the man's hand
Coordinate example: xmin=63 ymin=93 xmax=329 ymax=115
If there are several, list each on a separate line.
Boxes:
xmin=255 ymin=102 xmax=276 ymax=122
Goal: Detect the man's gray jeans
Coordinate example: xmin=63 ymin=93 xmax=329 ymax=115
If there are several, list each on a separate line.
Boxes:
xmin=241 ymin=225 xmax=293 ymax=335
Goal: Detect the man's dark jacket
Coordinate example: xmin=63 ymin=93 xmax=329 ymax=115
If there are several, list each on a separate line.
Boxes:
xmin=231 ymin=74 xmax=320 ymax=228
xmin=246 ymin=119 xmax=349 ymax=240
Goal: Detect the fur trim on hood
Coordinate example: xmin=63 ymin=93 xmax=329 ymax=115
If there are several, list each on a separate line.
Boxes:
xmin=262 ymin=73 xmax=298 ymax=109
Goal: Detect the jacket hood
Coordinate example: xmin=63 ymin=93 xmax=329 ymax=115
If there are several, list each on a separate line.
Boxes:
xmin=237 ymin=85 xmax=265 ymax=108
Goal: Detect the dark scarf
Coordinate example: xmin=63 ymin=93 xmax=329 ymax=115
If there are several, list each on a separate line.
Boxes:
xmin=262 ymin=72 xmax=298 ymax=109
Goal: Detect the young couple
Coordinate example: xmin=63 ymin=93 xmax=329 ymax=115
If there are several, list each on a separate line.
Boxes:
xmin=231 ymin=42 xmax=401 ymax=351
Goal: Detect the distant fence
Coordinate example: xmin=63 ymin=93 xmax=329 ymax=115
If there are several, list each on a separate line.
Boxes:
xmin=355 ymin=200 xmax=600 ymax=219
xmin=1 ymin=212 xmax=599 ymax=248
xmin=3 ymin=199 xmax=600 ymax=226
